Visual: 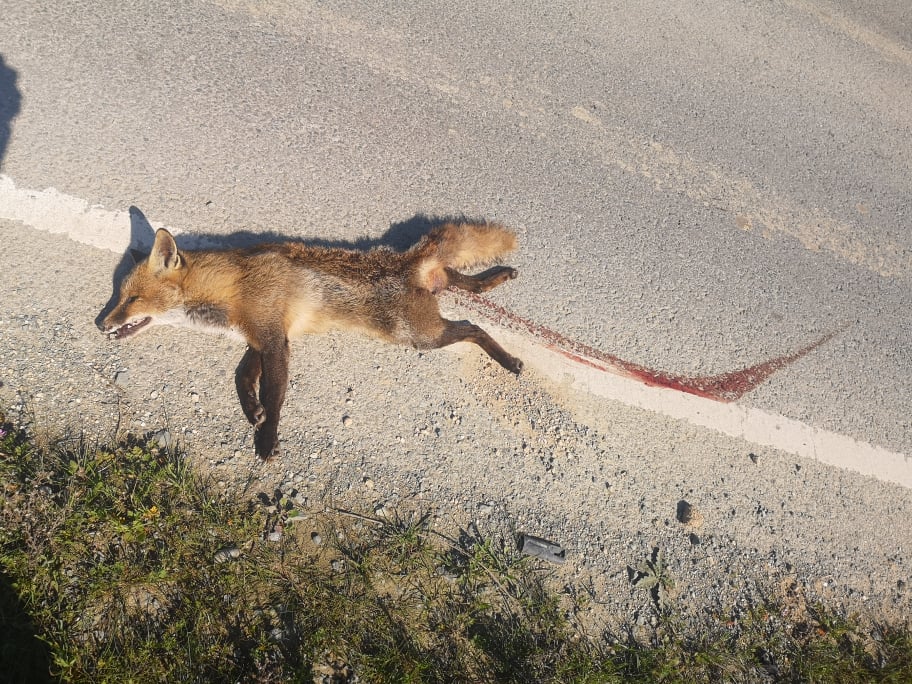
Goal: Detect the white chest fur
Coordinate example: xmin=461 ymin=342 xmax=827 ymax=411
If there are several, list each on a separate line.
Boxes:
xmin=156 ymin=305 xmax=245 ymax=341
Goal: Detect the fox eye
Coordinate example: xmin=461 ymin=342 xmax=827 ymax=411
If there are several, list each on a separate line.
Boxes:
xmin=126 ymin=295 xmax=139 ymax=305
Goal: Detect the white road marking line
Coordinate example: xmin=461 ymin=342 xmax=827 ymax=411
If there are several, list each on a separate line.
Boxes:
xmin=0 ymin=174 xmax=169 ymax=253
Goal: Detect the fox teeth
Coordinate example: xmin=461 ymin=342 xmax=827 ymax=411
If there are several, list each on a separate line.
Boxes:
xmin=109 ymin=317 xmax=151 ymax=339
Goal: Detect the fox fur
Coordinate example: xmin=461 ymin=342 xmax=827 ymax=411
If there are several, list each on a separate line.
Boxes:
xmin=101 ymin=221 xmax=522 ymax=458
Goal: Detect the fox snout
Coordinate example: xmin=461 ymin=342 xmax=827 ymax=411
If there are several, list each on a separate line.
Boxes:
xmin=102 ymin=307 xmax=153 ymax=339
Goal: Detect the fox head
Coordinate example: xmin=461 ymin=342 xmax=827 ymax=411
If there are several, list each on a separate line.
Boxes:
xmin=102 ymin=229 xmax=186 ymax=340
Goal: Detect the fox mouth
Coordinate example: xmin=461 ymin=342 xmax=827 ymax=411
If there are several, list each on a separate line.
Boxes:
xmin=107 ymin=317 xmax=151 ymax=339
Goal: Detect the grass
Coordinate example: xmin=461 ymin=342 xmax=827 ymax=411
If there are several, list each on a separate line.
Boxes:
xmin=1 ymin=411 xmax=910 ymax=683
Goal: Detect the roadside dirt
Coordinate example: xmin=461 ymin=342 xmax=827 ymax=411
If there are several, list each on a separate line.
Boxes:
xmin=1 ymin=217 xmax=910 ymax=637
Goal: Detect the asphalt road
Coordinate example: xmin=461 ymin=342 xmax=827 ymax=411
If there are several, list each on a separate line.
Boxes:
xmin=0 ymin=0 xmax=909 ymax=454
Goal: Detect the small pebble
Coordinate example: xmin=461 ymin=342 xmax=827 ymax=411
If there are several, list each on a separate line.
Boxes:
xmin=214 ymin=546 xmax=241 ymax=563
xmin=677 ymin=500 xmax=705 ymax=529
xmin=151 ymin=429 xmax=173 ymax=449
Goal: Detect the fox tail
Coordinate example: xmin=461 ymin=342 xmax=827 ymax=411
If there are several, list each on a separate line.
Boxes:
xmin=410 ymin=220 xmax=516 ymax=290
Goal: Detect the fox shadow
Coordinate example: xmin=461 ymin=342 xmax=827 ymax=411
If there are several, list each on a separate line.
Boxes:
xmin=95 ymin=209 xmax=473 ymax=329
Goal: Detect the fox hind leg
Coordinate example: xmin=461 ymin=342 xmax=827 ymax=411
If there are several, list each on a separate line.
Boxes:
xmin=405 ymin=287 xmax=522 ymax=373
xmin=437 ymin=268 xmax=521 ymax=371
xmin=444 ymin=266 xmax=517 ymax=293
xmin=436 ymin=319 xmax=523 ymax=374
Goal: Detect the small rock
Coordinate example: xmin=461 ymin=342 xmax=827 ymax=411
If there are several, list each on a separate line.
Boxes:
xmin=190 ymin=392 xmax=200 ymax=403
xmin=151 ymin=428 xmax=173 ymax=449
xmin=114 ymin=370 xmax=130 ymax=386
xmin=436 ymin=566 xmax=458 ymax=582
xmin=214 ymin=546 xmax=241 ymax=563
xmin=342 ymin=415 xmax=352 ymax=426
xmin=363 ymin=477 xmax=374 ymax=489
xmin=676 ymin=500 xmax=705 ymax=529
xmin=311 ymin=532 xmax=322 ymax=546
xmin=267 ymin=531 xmax=282 ymax=542
xmin=313 ymin=653 xmax=354 ymax=683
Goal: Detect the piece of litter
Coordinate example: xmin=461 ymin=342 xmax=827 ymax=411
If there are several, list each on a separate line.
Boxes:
xmin=518 ymin=533 xmax=566 ymax=564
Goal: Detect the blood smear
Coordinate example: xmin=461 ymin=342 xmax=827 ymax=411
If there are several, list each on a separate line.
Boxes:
xmin=455 ymin=291 xmax=842 ymax=403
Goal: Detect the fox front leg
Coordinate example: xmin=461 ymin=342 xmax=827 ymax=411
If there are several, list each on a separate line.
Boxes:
xmin=235 ymin=347 xmax=265 ymax=427
xmin=252 ymin=338 xmax=290 ymax=460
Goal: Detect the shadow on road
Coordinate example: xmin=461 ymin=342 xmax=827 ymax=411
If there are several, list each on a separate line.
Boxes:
xmin=0 ymin=54 xmax=21 ymax=171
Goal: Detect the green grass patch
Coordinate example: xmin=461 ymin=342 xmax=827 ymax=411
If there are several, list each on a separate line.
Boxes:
xmin=1 ymin=413 xmax=910 ymax=683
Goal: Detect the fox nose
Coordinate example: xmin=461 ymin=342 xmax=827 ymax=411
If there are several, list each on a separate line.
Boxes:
xmin=95 ymin=310 xmax=113 ymax=332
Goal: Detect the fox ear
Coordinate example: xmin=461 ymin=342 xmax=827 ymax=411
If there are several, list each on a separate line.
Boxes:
xmin=149 ymin=229 xmax=182 ymax=273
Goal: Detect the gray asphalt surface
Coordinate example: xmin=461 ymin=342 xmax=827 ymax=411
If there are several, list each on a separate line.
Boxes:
xmin=0 ymin=0 xmax=910 ymax=633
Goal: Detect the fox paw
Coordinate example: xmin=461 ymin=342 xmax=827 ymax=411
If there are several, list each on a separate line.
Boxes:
xmin=505 ymin=356 xmax=523 ymax=375
xmin=254 ymin=428 xmax=280 ymax=460
xmin=478 ymin=266 xmax=518 ymax=292
xmin=240 ymin=394 xmax=266 ymax=427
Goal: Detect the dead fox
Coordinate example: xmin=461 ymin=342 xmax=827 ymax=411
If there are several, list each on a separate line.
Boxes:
xmin=101 ymin=221 xmax=522 ymax=458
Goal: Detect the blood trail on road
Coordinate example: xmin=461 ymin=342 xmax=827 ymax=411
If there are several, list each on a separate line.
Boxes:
xmin=455 ymin=291 xmax=843 ymax=402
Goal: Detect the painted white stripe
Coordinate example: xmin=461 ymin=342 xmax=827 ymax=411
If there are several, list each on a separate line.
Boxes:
xmin=0 ymin=174 xmax=170 ymax=252
xmin=1 ymin=173 xmax=909 ymax=488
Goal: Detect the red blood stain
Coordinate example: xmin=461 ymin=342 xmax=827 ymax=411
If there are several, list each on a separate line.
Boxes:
xmin=452 ymin=290 xmax=843 ymax=403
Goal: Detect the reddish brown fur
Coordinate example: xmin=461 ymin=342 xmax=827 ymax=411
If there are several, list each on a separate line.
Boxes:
xmin=101 ymin=221 xmax=521 ymax=459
